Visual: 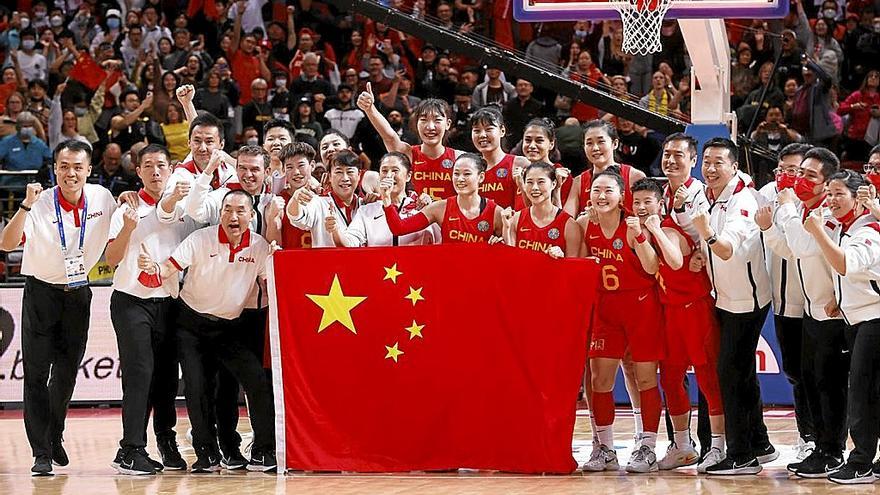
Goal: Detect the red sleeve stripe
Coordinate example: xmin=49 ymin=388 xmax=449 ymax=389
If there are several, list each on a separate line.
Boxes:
xmin=169 ymin=257 xmax=184 ymax=272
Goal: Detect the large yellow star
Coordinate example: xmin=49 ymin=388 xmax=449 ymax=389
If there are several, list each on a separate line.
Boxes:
xmin=405 ymin=286 xmax=424 ymax=306
xmin=383 ymin=263 xmax=403 ymax=284
xmin=405 ymin=320 xmax=424 ymax=340
xmin=385 ymin=342 xmax=404 ymax=363
xmin=306 ymin=275 xmax=367 ymax=334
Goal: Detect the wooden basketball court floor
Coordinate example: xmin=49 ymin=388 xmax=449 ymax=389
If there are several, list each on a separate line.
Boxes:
xmin=0 ymin=407 xmax=875 ymax=494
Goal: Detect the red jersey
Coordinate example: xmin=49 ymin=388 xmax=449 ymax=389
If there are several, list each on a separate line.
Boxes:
xmin=411 ymin=144 xmax=456 ymax=201
xmin=654 ymin=217 xmax=712 ymax=305
xmin=279 ymin=190 xmax=312 ymax=249
xmin=442 ymin=196 xmax=497 ymax=244
xmin=515 ymin=208 xmax=570 ymax=253
xmin=480 ymin=154 xmax=517 ymax=209
xmin=577 ymin=164 xmax=634 ymax=213
xmin=585 ymin=216 xmax=656 ymax=292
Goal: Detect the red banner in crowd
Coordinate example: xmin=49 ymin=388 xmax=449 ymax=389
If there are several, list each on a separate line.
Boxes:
xmin=268 ymin=244 xmax=598 ymax=474
xmin=68 ymin=52 xmax=120 ymax=91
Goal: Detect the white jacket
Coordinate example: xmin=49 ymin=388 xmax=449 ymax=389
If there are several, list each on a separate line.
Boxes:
xmin=831 ymin=214 xmax=880 ymax=326
xmin=706 ymin=176 xmax=772 ymax=313
xmin=774 ymin=201 xmax=840 ymax=322
xmin=340 ymin=197 xmax=440 ymax=247
xmin=663 ymin=176 xmax=708 ymax=244
xmin=758 ymin=183 xmax=806 ymax=318
xmin=290 ymin=194 xmax=362 ymax=248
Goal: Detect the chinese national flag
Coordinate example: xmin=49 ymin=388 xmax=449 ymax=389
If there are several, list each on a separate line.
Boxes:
xmin=68 ymin=52 xmax=120 ymax=91
xmin=269 ymin=244 xmax=598 ymax=473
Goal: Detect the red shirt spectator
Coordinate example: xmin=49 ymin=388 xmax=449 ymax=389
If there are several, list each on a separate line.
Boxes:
xmin=229 ymin=7 xmax=271 ymax=105
xmin=838 ymin=71 xmax=880 ymax=140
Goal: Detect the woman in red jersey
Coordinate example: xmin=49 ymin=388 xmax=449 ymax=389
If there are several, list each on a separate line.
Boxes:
xmin=470 ymin=107 xmax=531 ymax=209
xmin=578 ymin=170 xmax=664 ymax=475
xmin=564 ymin=120 xmax=646 ymax=217
xmin=504 ymin=163 xmax=581 ymax=258
xmin=357 ymin=83 xmax=461 ymax=201
xmin=384 ymin=153 xmax=503 ymax=243
xmin=518 ymin=119 xmax=573 ymax=209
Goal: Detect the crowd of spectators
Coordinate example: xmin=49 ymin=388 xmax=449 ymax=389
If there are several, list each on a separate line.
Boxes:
xmin=0 ymin=0 xmax=878 ymax=194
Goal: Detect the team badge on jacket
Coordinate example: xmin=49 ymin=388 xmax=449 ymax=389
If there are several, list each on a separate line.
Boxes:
xmin=442 ymin=159 xmax=453 ymax=169
xmin=612 ymin=238 xmax=624 ymax=250
xmin=548 ymin=228 xmax=560 ymax=240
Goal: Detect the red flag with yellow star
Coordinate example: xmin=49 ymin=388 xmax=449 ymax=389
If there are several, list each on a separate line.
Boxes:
xmin=268 ymin=244 xmax=597 ymax=473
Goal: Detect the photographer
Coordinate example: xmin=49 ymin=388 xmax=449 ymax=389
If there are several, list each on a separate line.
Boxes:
xmin=837 ymin=71 xmax=880 ymax=162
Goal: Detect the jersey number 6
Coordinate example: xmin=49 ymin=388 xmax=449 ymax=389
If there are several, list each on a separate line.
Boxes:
xmin=601 ymin=265 xmax=619 ymax=291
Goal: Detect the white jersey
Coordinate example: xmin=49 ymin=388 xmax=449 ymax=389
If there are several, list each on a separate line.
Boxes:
xmin=340 ymin=196 xmax=440 ymax=247
xmin=163 ymin=159 xmax=239 ymax=204
xmin=758 ymin=182 xmax=806 ymax=318
xmin=662 ymin=176 xmax=709 ymax=244
xmin=289 ymin=194 xmax=363 ymax=248
xmin=705 ymin=176 xmax=772 ymax=313
xmin=829 ymin=214 xmax=880 ymax=326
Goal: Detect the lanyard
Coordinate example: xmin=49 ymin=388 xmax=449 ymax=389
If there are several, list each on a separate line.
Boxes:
xmin=54 ymin=187 xmax=88 ymax=253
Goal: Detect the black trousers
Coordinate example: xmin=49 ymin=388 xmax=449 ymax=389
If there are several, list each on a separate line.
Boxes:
xmin=716 ymin=304 xmax=772 ymax=461
xmin=110 ymin=291 xmax=179 ymax=449
xmin=214 ymin=307 xmax=268 ymax=455
xmin=774 ymin=314 xmax=814 ymax=442
xmin=801 ymin=316 xmax=849 ymax=454
xmin=176 ymin=302 xmax=274 ymax=454
xmin=21 ymin=277 xmax=91 ymax=458
xmin=845 ymin=318 xmax=880 ymax=468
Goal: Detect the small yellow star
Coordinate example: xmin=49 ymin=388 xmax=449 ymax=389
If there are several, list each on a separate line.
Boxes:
xmin=305 ymin=275 xmax=367 ymax=334
xmin=385 ymin=342 xmax=404 ymax=363
xmin=405 ymin=320 xmax=424 ymax=340
xmin=405 ymin=286 xmax=424 ymax=306
xmin=383 ymin=263 xmax=403 ymax=284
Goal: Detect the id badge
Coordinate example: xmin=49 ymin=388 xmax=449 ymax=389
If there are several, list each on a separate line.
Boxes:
xmin=63 ymin=249 xmax=89 ymax=288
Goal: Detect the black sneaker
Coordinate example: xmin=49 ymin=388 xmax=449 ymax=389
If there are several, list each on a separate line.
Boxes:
xmin=705 ymin=457 xmax=762 ymax=475
xmin=51 ymin=438 xmax=69 ymax=467
xmin=246 ymin=449 xmax=277 ymax=473
xmin=874 ymin=460 xmax=879 ymax=479
xmin=795 ymin=450 xmax=844 ymax=478
xmin=220 ymin=449 xmax=249 ymax=470
xmin=754 ymin=444 xmax=779 ymax=464
xmin=138 ymin=448 xmax=164 ymax=472
xmin=115 ymin=448 xmax=156 ymax=476
xmin=31 ymin=455 xmax=54 ymax=477
xmin=111 ymin=448 xmax=124 ymax=469
xmin=828 ymin=463 xmax=875 ymax=485
xmin=787 ymin=448 xmax=821 ymax=474
xmin=157 ymin=438 xmax=187 ymax=471
xmin=192 ymin=447 xmax=221 ymax=474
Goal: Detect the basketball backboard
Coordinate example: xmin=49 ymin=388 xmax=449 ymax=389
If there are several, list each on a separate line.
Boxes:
xmin=514 ymin=0 xmax=788 ymax=21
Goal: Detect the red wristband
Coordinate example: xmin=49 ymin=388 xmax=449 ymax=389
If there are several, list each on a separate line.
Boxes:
xmin=635 ymin=232 xmax=647 ymax=244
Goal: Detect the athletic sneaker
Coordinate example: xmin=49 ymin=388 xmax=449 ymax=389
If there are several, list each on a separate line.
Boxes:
xmin=582 ymin=445 xmax=619 ymax=472
xmin=874 ymin=460 xmax=879 ymax=479
xmin=755 ymin=444 xmax=779 ymax=464
xmin=51 ymin=438 xmax=69 ymax=467
xmin=192 ymin=447 xmax=222 ymax=474
xmin=626 ymin=445 xmax=659 ymax=473
xmin=115 ymin=448 xmax=156 ymax=476
xmin=705 ymin=457 xmax=762 ymax=475
xmin=828 ymin=463 xmax=875 ymax=485
xmin=138 ymin=448 xmax=164 ymax=472
xmin=658 ymin=442 xmax=699 ymax=470
xmin=794 ymin=437 xmax=815 ymax=461
xmin=247 ymin=449 xmax=278 ymax=472
xmin=158 ymin=438 xmax=187 ymax=471
xmin=697 ymin=447 xmax=726 ymax=474
xmin=221 ymin=450 xmax=249 ymax=470
xmin=31 ymin=455 xmax=53 ymax=477
xmin=794 ymin=450 xmax=843 ymax=478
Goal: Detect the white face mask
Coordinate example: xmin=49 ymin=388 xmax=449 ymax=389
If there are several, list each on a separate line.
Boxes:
xmin=823 ymin=8 xmax=836 ymax=19
xmin=50 ymin=15 xmax=64 ymax=27
xmin=20 ymin=18 xmax=30 ymax=29
xmin=246 ymin=137 xmax=259 ymax=146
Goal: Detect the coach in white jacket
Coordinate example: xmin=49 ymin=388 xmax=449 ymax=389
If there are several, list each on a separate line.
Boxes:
xmin=692 ymin=138 xmax=774 ymax=476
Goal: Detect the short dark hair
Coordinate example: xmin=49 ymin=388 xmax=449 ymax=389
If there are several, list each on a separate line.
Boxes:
xmin=802 ymin=147 xmax=840 ymax=181
xmin=584 ymin=119 xmax=619 ymax=141
xmin=320 ymin=129 xmax=352 ymax=148
xmin=279 ymin=141 xmax=316 ymax=163
xmin=20 ymin=28 xmax=37 ymax=39
xmin=778 ymin=143 xmax=812 ymax=161
xmin=138 ymin=143 xmax=171 ymax=163
xmin=522 ymin=162 xmax=557 ymax=182
xmin=237 ymin=144 xmax=271 ymax=169
xmin=54 ymin=139 xmax=93 ymax=162
xmin=222 ymin=189 xmax=255 ymax=209
xmin=703 ymin=137 xmax=738 ymax=161
xmin=330 ymin=149 xmax=362 ymax=170
xmin=454 ymin=152 xmax=487 ymax=173
xmin=869 ymin=144 xmax=880 ymax=159
xmin=380 ymin=151 xmax=412 ymax=172
xmin=826 ymin=169 xmax=866 ymax=197
xmin=189 ymin=112 xmax=224 ymax=139
xmin=662 ymin=132 xmax=697 ymax=157
xmin=631 ymin=177 xmax=663 ymax=200
xmin=592 ymin=169 xmax=625 ymax=192
xmin=470 ymin=106 xmax=504 ymax=129
xmin=27 ymin=79 xmax=48 ymax=91
xmin=120 ymin=89 xmax=140 ymax=103
xmin=263 ymin=118 xmax=295 ymax=140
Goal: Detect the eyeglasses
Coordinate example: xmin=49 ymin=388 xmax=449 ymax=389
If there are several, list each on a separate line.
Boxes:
xmin=773 ymin=167 xmax=798 ymax=176
xmin=864 ymin=164 xmax=880 ymax=174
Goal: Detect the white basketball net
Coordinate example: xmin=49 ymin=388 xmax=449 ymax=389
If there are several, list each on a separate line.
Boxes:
xmin=614 ymin=0 xmax=674 ymax=55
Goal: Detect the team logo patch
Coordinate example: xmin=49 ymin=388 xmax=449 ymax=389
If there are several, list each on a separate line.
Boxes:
xmin=496 ymin=167 xmax=508 ymax=178
xmin=477 ymin=220 xmax=490 ymax=232
xmin=547 ymin=228 xmax=560 ymax=240
xmin=612 ymin=238 xmax=624 ymax=250
xmin=441 ymin=159 xmax=453 ymax=169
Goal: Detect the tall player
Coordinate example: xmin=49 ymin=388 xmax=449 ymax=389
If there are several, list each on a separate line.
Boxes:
xmin=579 ymin=171 xmax=665 ymax=474
xmin=357 ymin=85 xmax=461 ymax=201
xmin=470 ymin=107 xmax=531 ymax=209
xmin=383 ymin=153 xmax=504 ymax=243
xmin=564 ymin=120 xmax=645 ymax=217
xmin=503 ymin=163 xmax=581 ymax=258
xmin=518 ymin=119 xmax=572 ymax=208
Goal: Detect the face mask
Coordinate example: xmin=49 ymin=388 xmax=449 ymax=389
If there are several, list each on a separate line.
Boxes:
xmin=19 ymin=127 xmax=35 ymax=139
xmin=273 ymin=112 xmax=289 ymax=121
xmin=794 ymin=176 xmax=821 ymax=201
xmin=21 ymin=18 xmax=30 ymax=29
xmin=867 ymin=173 xmax=880 ymax=189
xmin=775 ymin=172 xmax=796 ymax=190
xmin=74 ymin=106 xmax=87 ymax=117
xmin=823 ymin=9 xmax=836 ymax=19
xmin=835 ymin=206 xmax=857 ymax=225
xmin=35 ymin=11 xmax=47 ymax=19
xmin=246 ymin=137 xmax=259 ymax=146
xmin=51 ymin=16 xmax=64 ymax=27
xmin=275 ymin=78 xmax=287 ymax=88
xmin=874 ymin=24 xmax=880 ymax=33
xmin=107 ymin=18 xmax=120 ymax=29
xmin=22 ymin=40 xmax=35 ymax=51
xmin=574 ymin=30 xmax=588 ymax=38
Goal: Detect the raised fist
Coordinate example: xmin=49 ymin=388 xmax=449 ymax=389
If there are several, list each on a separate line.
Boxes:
xmin=23 ymin=183 xmax=43 ymax=208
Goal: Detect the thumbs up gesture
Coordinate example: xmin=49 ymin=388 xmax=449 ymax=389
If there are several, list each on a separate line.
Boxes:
xmin=137 ymin=243 xmax=156 ymax=274
xmin=324 ymin=204 xmax=339 ymax=234
xmin=357 ymin=82 xmax=374 ymax=112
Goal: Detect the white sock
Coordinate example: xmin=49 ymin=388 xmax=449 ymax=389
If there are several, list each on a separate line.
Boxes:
xmin=590 ymin=414 xmax=599 ymax=445
xmin=674 ymin=429 xmax=691 ymax=448
xmin=641 ymin=431 xmax=657 ymax=449
xmin=632 ymin=408 xmax=643 ymax=436
xmin=711 ymin=434 xmax=726 ymax=451
xmin=597 ymin=426 xmax=614 ymax=448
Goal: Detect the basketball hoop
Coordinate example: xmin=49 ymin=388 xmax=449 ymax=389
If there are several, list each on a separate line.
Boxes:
xmin=613 ymin=0 xmax=673 ymax=55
